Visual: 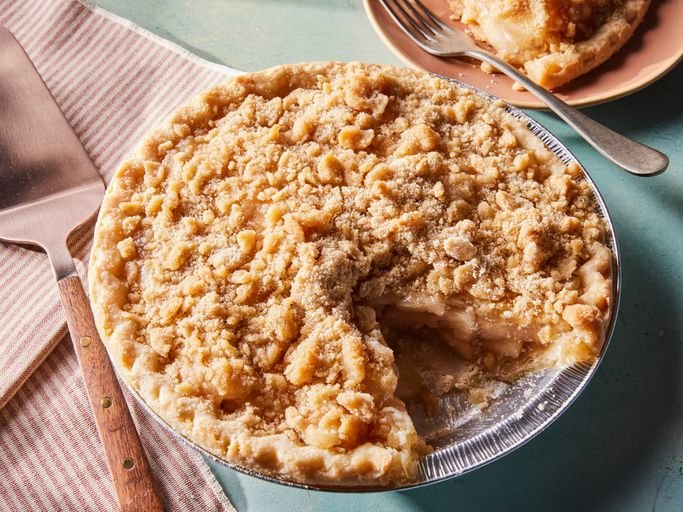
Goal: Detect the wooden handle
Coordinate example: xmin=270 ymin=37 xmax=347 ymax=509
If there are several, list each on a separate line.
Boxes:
xmin=57 ymin=275 xmax=164 ymax=512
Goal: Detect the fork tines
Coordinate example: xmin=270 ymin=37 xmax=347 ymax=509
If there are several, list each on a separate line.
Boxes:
xmin=380 ymin=0 xmax=448 ymax=42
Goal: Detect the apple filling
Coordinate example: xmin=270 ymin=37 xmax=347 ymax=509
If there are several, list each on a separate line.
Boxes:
xmin=381 ymin=297 xmax=537 ymax=360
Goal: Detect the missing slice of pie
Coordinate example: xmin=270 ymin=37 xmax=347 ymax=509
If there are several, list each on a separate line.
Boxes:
xmin=88 ymin=62 xmax=612 ymax=486
xmin=448 ymin=0 xmax=651 ymax=88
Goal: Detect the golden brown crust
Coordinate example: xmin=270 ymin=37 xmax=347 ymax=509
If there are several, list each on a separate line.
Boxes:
xmin=89 ymin=62 xmax=611 ymax=486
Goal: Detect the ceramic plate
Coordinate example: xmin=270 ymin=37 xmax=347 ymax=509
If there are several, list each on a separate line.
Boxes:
xmin=364 ymin=0 xmax=683 ymax=109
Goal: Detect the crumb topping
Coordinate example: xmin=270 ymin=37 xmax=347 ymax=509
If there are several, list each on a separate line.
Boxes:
xmin=89 ymin=62 xmax=611 ymax=486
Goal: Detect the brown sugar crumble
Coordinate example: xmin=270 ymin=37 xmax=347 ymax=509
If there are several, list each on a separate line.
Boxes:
xmin=89 ymin=62 xmax=611 ymax=486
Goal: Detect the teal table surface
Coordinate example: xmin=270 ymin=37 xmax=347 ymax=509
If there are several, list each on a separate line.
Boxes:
xmin=94 ymin=1 xmax=683 ymax=511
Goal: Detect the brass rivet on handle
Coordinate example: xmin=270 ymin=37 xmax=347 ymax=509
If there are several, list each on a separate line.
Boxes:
xmin=80 ymin=336 xmax=91 ymax=347
xmin=101 ymin=396 xmax=112 ymax=409
xmin=123 ymin=458 xmax=135 ymax=470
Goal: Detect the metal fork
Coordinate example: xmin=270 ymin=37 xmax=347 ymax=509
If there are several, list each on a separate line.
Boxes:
xmin=379 ymin=0 xmax=668 ymax=176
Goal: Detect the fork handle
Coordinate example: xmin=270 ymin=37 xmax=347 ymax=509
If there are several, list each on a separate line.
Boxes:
xmin=57 ymin=274 xmax=164 ymax=512
xmin=468 ymin=50 xmax=668 ymax=176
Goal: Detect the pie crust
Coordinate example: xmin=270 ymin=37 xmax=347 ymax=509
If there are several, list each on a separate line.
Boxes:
xmin=448 ymin=0 xmax=651 ymax=89
xmin=88 ymin=62 xmax=612 ymax=486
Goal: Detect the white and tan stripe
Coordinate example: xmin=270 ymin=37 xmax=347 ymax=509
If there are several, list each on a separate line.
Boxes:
xmin=0 ymin=0 xmax=239 ymax=510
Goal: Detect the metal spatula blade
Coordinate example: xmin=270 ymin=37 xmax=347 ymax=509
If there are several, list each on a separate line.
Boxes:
xmin=0 ymin=27 xmax=104 ymax=278
xmin=0 ymin=26 xmax=163 ymax=511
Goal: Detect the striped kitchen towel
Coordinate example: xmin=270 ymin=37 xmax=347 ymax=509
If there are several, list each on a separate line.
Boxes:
xmin=0 ymin=0 xmax=239 ymax=510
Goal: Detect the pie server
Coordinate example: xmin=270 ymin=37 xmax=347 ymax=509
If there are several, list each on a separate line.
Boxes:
xmin=0 ymin=27 xmax=163 ymax=512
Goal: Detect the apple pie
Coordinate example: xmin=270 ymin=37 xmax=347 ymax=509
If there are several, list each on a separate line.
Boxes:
xmin=88 ymin=62 xmax=612 ymax=486
xmin=448 ymin=0 xmax=651 ymax=88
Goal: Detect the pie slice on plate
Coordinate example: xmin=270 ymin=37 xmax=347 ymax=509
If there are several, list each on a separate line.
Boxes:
xmin=448 ymin=0 xmax=651 ymax=88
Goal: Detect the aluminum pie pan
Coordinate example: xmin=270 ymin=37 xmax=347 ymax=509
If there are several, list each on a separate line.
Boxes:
xmin=120 ymin=74 xmax=621 ymax=493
